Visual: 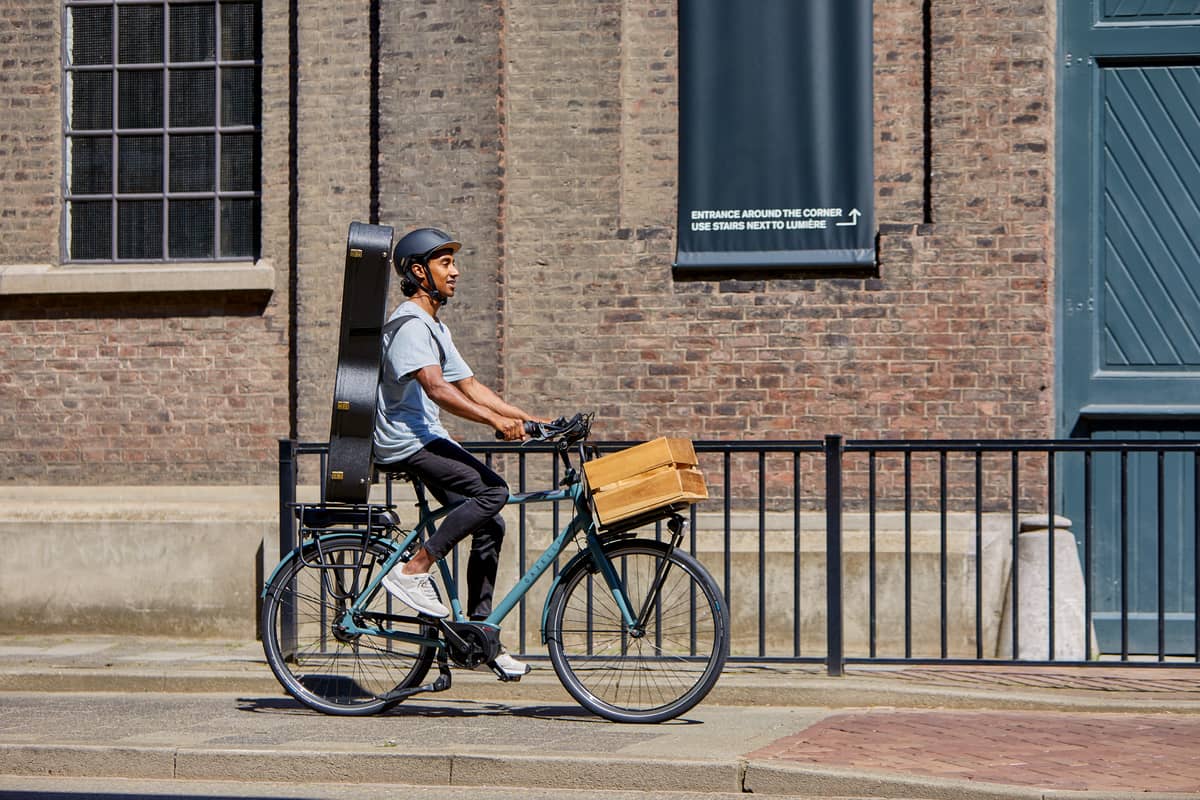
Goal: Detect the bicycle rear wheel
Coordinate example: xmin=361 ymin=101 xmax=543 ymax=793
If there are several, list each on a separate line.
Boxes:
xmin=545 ymin=538 xmax=729 ymax=723
xmin=261 ymin=533 xmax=437 ymax=715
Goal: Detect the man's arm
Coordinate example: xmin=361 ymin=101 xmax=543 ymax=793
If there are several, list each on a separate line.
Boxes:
xmin=454 ymin=376 xmax=543 ymax=423
xmin=413 ymin=366 xmax=526 ymax=440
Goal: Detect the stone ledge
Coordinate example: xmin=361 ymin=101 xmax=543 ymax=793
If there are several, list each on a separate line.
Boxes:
xmin=0 ymin=485 xmax=278 ymax=522
xmin=0 ymin=261 xmax=276 ymax=296
xmin=0 ymin=485 xmax=278 ymax=638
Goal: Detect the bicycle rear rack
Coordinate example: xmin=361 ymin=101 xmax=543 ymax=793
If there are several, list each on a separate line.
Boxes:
xmin=291 ymin=502 xmax=404 ymax=601
xmin=294 ymin=502 xmax=398 ymax=533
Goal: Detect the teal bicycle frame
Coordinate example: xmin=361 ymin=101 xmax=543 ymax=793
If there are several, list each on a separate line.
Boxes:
xmin=303 ymin=472 xmax=642 ymax=651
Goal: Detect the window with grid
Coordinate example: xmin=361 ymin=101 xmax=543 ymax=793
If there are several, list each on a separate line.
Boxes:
xmin=64 ymin=0 xmax=261 ymax=262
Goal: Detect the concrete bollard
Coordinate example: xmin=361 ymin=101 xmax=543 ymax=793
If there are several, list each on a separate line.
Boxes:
xmin=996 ymin=514 xmax=1095 ymax=660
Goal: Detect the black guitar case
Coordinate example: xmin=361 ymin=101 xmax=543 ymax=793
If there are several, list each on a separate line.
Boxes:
xmin=324 ymin=221 xmax=394 ymax=504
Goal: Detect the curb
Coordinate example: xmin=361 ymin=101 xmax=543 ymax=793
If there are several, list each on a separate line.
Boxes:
xmin=0 ymin=670 xmax=281 ymax=695
xmin=0 ymin=745 xmax=742 ymax=794
xmin=2 ymin=744 xmax=1189 ymax=799
xmin=4 ymin=668 xmax=1200 ymax=715
xmin=742 ymin=762 xmax=1196 ymax=800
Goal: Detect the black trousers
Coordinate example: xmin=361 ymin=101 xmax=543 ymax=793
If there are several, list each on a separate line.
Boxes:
xmin=398 ymin=438 xmax=509 ymax=620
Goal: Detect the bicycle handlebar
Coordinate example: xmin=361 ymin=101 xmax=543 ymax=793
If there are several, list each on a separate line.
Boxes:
xmin=494 ymin=412 xmax=592 ymax=444
xmin=493 ymin=421 xmax=539 ymax=440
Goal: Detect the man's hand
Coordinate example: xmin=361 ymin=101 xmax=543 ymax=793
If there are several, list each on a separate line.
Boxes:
xmin=494 ymin=417 xmax=526 ymax=441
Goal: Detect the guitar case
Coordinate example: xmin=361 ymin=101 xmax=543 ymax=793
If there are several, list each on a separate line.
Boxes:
xmin=324 ymin=221 xmax=394 ymax=504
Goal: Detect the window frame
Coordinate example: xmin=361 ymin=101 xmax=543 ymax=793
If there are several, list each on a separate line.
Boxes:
xmin=61 ymin=0 xmax=262 ymax=264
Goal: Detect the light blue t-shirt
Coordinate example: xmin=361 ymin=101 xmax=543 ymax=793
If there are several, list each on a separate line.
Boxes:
xmin=373 ymin=302 xmax=473 ymax=464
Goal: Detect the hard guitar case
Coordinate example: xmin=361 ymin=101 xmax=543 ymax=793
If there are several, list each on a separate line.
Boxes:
xmin=324 ymin=221 xmax=394 ymax=504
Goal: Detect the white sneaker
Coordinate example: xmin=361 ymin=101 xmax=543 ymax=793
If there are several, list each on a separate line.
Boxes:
xmin=381 ymin=569 xmax=449 ymax=618
xmin=491 ymin=647 xmax=530 ymax=680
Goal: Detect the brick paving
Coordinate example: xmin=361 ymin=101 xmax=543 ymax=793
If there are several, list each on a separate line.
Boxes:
xmin=749 ymin=709 xmax=1200 ymax=793
xmin=875 ymin=665 xmax=1200 ymax=696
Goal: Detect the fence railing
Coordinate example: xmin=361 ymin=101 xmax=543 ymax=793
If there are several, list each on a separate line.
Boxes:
xmin=279 ymin=435 xmax=1200 ymax=673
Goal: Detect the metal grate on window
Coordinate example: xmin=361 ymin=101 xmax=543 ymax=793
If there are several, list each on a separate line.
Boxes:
xmin=63 ymin=1 xmax=262 ymax=263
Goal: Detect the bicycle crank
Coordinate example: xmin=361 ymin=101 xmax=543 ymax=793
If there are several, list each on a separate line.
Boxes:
xmin=441 ymin=621 xmax=501 ymax=669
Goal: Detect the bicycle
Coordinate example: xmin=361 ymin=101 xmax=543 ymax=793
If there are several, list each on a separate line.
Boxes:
xmin=261 ymin=413 xmax=730 ymax=723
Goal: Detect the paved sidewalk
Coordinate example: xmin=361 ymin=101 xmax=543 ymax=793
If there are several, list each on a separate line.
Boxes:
xmin=750 ymin=709 xmax=1200 ymax=795
xmin=1 ymin=635 xmax=1199 ymax=798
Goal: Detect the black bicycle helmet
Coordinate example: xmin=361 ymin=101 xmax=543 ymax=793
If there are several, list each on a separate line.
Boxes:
xmin=393 ymin=227 xmax=462 ymax=302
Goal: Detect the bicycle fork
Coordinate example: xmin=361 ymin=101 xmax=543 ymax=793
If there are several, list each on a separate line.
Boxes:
xmin=590 ymin=514 xmax=688 ymax=635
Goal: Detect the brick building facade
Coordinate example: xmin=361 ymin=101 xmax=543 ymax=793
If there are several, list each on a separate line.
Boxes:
xmin=0 ymin=0 xmax=1059 ymax=489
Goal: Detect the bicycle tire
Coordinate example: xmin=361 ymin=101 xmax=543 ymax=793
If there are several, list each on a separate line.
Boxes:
xmin=545 ymin=538 xmax=729 ymax=723
xmin=261 ymin=533 xmax=438 ymax=715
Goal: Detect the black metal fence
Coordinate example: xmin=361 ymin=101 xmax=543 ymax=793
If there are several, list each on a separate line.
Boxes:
xmin=279 ymin=436 xmax=1200 ymax=673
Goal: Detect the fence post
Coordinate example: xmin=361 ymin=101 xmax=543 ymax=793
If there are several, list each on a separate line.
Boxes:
xmin=825 ymin=434 xmax=845 ymax=676
xmin=279 ymin=438 xmax=298 ymax=558
xmin=278 ymin=438 xmax=298 ymax=655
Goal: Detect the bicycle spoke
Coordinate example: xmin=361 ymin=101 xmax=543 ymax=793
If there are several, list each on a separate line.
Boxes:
xmin=547 ymin=540 xmax=728 ymax=722
xmin=262 ymin=535 xmax=437 ymax=715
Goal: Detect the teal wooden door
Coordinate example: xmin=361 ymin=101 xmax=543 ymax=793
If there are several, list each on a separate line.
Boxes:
xmin=1060 ymin=2 xmax=1200 ymax=654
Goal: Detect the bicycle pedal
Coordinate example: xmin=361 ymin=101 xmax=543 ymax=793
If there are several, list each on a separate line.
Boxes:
xmin=490 ymin=664 xmax=522 ymax=682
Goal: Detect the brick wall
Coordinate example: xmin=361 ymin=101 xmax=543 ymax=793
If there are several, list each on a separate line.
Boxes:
xmin=874 ymin=0 xmax=926 ymax=218
xmin=376 ymin=0 xmax=504 ymax=440
xmin=0 ymin=293 xmax=287 ymax=482
xmin=0 ymin=0 xmax=60 ymax=263
xmin=492 ymin=0 xmax=1055 ymax=443
xmin=0 ymin=0 xmax=1059 ymax=484
xmin=0 ymin=0 xmax=291 ymax=484
xmin=290 ymin=0 xmax=506 ymax=447
xmin=292 ymin=0 xmax=374 ymax=445
xmin=931 ymin=0 xmax=1055 ymax=227
xmin=500 ymin=0 xmax=627 ymax=428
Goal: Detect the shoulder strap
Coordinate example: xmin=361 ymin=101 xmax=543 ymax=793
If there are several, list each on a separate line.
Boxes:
xmin=381 ymin=314 xmax=446 ymax=367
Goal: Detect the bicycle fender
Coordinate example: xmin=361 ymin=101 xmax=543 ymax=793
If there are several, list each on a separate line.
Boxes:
xmin=260 ymin=533 xmax=392 ymax=598
xmin=262 ymin=547 xmax=302 ymax=599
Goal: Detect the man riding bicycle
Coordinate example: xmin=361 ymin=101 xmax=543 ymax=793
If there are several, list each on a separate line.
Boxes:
xmin=373 ymin=226 xmax=547 ymax=679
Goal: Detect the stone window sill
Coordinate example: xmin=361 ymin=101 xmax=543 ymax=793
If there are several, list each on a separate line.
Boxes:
xmin=0 ymin=261 xmax=276 ymax=296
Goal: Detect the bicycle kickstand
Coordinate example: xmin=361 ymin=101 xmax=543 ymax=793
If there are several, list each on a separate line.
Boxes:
xmin=378 ymin=648 xmax=453 ymax=705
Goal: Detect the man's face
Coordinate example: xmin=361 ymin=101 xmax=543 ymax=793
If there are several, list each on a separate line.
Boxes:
xmin=420 ymin=248 xmax=458 ymax=298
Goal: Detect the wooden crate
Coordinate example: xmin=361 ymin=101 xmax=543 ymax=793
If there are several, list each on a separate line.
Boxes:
xmin=583 ymin=437 xmax=698 ymax=487
xmin=584 ymin=438 xmax=708 ymax=526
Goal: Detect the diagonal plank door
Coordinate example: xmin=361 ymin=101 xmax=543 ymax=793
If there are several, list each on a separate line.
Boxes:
xmin=1060 ymin=3 xmax=1200 ymax=654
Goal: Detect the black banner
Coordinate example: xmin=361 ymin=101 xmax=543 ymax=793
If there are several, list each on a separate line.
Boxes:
xmin=675 ymin=0 xmax=875 ymax=271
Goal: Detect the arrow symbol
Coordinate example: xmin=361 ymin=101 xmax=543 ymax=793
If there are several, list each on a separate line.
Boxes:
xmin=835 ymin=209 xmax=861 ymax=227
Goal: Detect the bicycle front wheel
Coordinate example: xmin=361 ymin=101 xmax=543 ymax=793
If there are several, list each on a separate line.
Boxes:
xmin=545 ymin=538 xmax=729 ymax=723
xmin=261 ymin=534 xmax=437 ymax=715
